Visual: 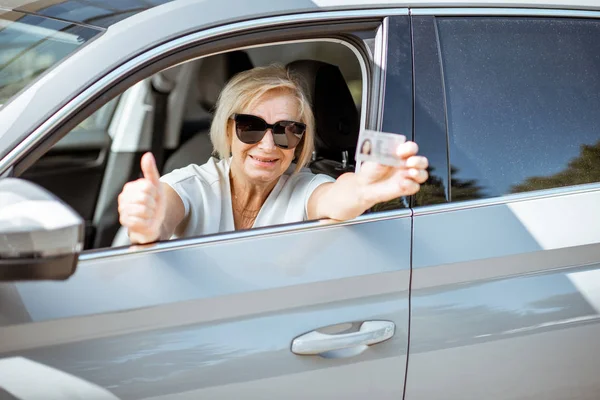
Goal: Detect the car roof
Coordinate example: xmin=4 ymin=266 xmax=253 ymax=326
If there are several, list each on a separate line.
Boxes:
xmin=1 ymin=0 xmax=599 ymax=30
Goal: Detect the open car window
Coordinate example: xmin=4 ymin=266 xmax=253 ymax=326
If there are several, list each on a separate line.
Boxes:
xmin=0 ymin=9 xmax=102 ymax=108
xmin=19 ymin=32 xmax=378 ymax=251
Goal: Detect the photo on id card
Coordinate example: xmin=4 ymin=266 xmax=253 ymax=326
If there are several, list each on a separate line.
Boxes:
xmin=355 ymin=129 xmax=406 ymax=167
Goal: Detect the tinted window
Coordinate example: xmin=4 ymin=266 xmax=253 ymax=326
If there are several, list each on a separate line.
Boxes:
xmin=437 ymin=17 xmax=600 ymax=201
xmin=376 ymin=15 xmax=412 ymax=211
xmin=0 ymin=10 xmax=100 ymax=106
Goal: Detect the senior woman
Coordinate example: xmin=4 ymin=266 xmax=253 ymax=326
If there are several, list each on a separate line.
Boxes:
xmin=118 ymin=65 xmax=428 ymax=244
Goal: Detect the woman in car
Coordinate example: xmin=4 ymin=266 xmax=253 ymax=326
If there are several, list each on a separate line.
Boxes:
xmin=117 ymin=64 xmax=428 ymax=244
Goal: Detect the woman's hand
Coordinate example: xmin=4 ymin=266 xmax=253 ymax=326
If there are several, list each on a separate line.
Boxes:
xmin=355 ymin=141 xmax=428 ymax=206
xmin=307 ymin=141 xmax=428 ymax=221
xmin=118 ymin=153 xmax=167 ymax=244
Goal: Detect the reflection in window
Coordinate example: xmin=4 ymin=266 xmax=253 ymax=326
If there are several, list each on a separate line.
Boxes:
xmin=437 ymin=17 xmax=600 ymax=201
xmin=71 ymin=96 xmax=120 ymax=133
xmin=26 ymin=0 xmax=174 ymax=28
xmin=511 ymin=141 xmax=600 ymax=193
xmin=0 ymin=12 xmax=100 ymax=106
xmin=415 ymin=166 xmax=485 ymax=206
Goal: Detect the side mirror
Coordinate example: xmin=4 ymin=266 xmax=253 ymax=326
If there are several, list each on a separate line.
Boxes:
xmin=0 ymin=178 xmax=84 ymax=281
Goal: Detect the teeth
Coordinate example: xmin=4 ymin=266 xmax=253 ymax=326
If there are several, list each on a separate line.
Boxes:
xmin=252 ymin=156 xmax=276 ymax=162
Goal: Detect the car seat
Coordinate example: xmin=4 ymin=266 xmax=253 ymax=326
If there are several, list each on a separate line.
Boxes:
xmin=161 ymin=50 xmax=254 ymax=173
xmin=286 ymin=60 xmax=360 ymax=178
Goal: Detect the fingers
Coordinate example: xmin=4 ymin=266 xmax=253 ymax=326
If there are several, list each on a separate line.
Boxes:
xmin=118 ymin=203 xmax=156 ymax=220
xmin=141 ymin=152 xmax=161 ymax=185
xmin=395 ymin=144 xmax=428 ymax=184
xmin=399 ymin=179 xmax=421 ymax=196
xmin=358 ymin=158 xmax=428 ymax=186
xmin=357 ymin=161 xmax=392 ymax=184
xmin=405 ymin=155 xmax=429 ymax=170
xmin=116 ymin=155 xmax=166 ymax=244
xmin=355 ymin=139 xmax=429 ymax=205
xmin=119 ymin=214 xmax=153 ymax=231
xmin=119 ymin=181 xmax=158 ymax=207
xmin=365 ymin=174 xmax=421 ymax=204
xmin=396 ymin=141 xmax=419 ymax=159
xmin=406 ymin=167 xmax=429 ymax=184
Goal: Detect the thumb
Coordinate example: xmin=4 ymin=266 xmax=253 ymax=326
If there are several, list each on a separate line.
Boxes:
xmin=141 ymin=152 xmax=161 ymax=185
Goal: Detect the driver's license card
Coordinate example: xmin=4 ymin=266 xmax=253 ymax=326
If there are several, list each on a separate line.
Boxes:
xmin=355 ymin=129 xmax=406 ymax=167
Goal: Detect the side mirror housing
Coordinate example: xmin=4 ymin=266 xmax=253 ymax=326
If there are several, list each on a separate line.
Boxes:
xmin=0 ymin=178 xmax=84 ymax=281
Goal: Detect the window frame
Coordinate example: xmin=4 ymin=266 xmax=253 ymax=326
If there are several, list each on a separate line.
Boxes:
xmin=410 ymin=7 xmax=600 ymax=215
xmin=4 ymin=9 xmax=415 ymax=259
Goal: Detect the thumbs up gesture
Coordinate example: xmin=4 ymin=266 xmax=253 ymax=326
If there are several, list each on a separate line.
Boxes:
xmin=118 ymin=152 xmax=167 ymax=244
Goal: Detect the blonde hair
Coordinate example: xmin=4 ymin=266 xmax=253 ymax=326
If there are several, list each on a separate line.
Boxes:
xmin=209 ymin=64 xmax=315 ymax=173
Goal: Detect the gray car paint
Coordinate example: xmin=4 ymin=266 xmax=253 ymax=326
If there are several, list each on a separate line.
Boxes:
xmin=406 ymin=187 xmax=600 ymax=399
xmin=0 ymin=178 xmax=82 ymax=257
xmin=0 ymin=215 xmax=411 ymax=398
xmin=2 ymin=1 xmax=600 ymax=399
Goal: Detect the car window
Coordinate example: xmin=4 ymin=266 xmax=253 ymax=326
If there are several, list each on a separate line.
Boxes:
xmin=17 ymin=35 xmax=374 ymax=251
xmin=436 ymin=17 xmax=600 ymax=202
xmin=69 ymin=96 xmax=119 ymax=134
xmin=0 ymin=10 xmax=101 ymax=107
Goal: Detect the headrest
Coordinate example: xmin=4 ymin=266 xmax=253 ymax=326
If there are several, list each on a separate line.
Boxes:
xmin=287 ymin=60 xmax=359 ymax=153
xmin=196 ymin=51 xmax=254 ymax=111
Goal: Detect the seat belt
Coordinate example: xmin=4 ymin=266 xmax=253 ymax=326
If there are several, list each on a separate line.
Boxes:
xmin=150 ymin=86 xmax=169 ymax=172
xmin=150 ymin=72 xmax=175 ymax=172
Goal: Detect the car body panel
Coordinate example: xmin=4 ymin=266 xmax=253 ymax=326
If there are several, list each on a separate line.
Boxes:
xmin=407 ymin=189 xmax=600 ymax=399
xmin=406 ymin=9 xmax=600 ymax=397
xmin=1 ymin=1 xmax=600 ymax=398
xmin=0 ymin=216 xmax=411 ymax=398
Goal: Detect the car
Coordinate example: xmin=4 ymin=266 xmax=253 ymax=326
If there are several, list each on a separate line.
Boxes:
xmin=1 ymin=0 xmax=600 ymax=398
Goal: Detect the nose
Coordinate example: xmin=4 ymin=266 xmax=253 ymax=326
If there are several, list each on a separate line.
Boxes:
xmin=257 ymin=128 xmax=277 ymax=150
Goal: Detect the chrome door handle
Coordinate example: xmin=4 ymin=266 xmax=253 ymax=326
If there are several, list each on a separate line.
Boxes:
xmin=291 ymin=320 xmax=395 ymax=355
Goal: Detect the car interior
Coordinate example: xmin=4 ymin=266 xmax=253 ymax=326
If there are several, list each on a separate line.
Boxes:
xmin=20 ymin=40 xmax=366 ymax=250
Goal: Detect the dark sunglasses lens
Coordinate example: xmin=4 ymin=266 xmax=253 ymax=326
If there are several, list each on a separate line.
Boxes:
xmin=273 ymin=122 xmax=306 ymax=149
xmin=235 ymin=115 xmax=266 ymax=144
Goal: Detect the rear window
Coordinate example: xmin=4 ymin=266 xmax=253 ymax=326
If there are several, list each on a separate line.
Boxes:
xmin=437 ymin=17 xmax=600 ymax=201
xmin=0 ymin=10 xmax=101 ymax=107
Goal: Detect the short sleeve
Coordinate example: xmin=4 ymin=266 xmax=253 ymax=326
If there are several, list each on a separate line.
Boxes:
xmin=303 ymin=173 xmax=335 ymax=219
xmin=160 ymin=168 xmax=195 ymax=217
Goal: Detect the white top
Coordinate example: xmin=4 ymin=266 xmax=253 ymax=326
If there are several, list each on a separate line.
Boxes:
xmin=160 ymin=157 xmax=335 ymax=237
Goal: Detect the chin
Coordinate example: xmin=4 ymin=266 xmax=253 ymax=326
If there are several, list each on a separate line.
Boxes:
xmin=246 ymin=170 xmax=281 ymax=183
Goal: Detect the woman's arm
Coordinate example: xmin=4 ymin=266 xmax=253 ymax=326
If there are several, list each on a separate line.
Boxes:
xmin=157 ymin=183 xmax=186 ymax=240
xmin=307 ymin=141 xmax=428 ymax=221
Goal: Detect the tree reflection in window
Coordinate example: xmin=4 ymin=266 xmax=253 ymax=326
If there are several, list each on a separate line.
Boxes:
xmin=511 ymin=141 xmax=600 ymax=194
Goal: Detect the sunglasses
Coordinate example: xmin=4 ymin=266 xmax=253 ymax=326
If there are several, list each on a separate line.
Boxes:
xmin=231 ymin=113 xmax=306 ymax=149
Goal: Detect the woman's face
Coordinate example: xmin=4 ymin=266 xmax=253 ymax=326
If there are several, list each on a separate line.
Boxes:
xmin=230 ymin=91 xmax=300 ymax=186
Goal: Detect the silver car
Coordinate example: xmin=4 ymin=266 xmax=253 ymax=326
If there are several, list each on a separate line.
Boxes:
xmin=1 ymin=0 xmax=600 ymax=398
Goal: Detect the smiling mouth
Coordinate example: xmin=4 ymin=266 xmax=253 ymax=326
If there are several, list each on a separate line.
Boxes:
xmin=250 ymin=155 xmax=279 ymax=163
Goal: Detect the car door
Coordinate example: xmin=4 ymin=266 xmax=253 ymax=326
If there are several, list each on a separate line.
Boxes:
xmin=0 ymin=7 xmax=413 ymax=399
xmin=405 ymin=9 xmax=600 ymax=400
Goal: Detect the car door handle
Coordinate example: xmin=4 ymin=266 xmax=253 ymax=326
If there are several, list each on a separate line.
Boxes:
xmin=291 ymin=320 xmax=395 ymax=356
